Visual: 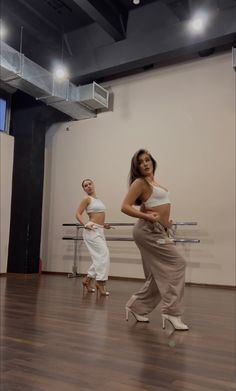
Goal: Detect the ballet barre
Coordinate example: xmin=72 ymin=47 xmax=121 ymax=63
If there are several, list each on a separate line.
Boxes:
xmin=62 ymin=222 xmax=200 ymax=278
xmin=63 ymin=236 xmax=200 ymax=244
xmin=63 ymin=222 xmax=198 ymax=227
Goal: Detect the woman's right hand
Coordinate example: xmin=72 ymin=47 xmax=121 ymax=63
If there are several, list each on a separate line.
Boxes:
xmin=85 ymin=221 xmax=96 ymax=230
xmin=146 ymin=211 xmax=160 ymax=223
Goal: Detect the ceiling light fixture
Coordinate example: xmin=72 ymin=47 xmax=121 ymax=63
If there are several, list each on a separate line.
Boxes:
xmin=188 ymin=10 xmax=208 ymax=34
xmin=133 ymin=0 xmax=140 ymax=5
xmin=53 ymin=65 xmax=69 ymax=81
xmin=191 ymin=17 xmax=204 ymax=32
xmin=0 ymin=21 xmax=7 ymax=40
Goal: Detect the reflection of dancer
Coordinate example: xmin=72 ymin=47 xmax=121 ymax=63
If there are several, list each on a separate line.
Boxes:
xmin=76 ymin=179 xmax=110 ymax=296
xmin=121 ymin=149 xmax=188 ymax=330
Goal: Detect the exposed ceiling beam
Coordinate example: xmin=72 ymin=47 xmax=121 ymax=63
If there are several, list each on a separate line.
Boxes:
xmin=71 ymin=0 xmax=127 ymax=41
xmin=17 ymin=0 xmax=61 ymax=34
xmin=63 ymin=34 xmax=73 ymax=56
xmin=2 ymin=0 xmax=63 ymax=52
xmin=66 ymin=6 xmax=236 ymax=84
xmin=163 ymin=0 xmax=190 ymax=21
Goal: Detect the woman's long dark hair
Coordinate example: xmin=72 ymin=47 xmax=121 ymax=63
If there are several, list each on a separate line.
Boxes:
xmin=129 ymin=149 xmax=157 ymax=205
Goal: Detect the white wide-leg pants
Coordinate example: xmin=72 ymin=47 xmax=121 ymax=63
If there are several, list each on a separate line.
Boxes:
xmin=83 ymin=223 xmax=110 ymax=281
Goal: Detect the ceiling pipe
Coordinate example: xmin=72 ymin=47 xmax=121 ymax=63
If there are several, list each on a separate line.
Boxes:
xmin=0 ymin=40 xmax=109 ymax=120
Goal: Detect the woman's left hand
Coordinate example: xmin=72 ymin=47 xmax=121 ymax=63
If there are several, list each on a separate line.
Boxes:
xmin=166 ymin=219 xmax=173 ymax=228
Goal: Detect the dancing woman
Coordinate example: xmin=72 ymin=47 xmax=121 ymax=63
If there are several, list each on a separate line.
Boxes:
xmin=76 ymin=179 xmax=110 ymax=296
xmin=121 ymin=149 xmax=188 ymax=330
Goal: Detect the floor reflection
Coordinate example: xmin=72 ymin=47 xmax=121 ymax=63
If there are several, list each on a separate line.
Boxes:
xmin=125 ymin=318 xmax=189 ymax=390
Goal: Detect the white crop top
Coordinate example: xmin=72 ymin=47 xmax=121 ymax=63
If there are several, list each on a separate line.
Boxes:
xmin=143 ymin=185 xmax=170 ymax=208
xmin=86 ymin=197 xmax=106 ymax=213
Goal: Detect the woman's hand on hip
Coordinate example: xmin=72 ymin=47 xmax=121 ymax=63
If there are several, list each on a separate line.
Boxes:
xmin=85 ymin=221 xmax=96 ymax=230
xmin=166 ymin=219 xmax=173 ymax=228
xmin=146 ymin=211 xmax=160 ymax=222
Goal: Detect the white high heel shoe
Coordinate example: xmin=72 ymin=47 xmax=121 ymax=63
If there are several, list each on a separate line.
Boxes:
xmin=162 ymin=314 xmax=189 ymax=331
xmin=125 ymin=307 xmax=149 ymax=323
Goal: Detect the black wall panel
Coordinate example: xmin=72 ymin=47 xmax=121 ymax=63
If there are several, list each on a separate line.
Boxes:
xmin=8 ymin=91 xmax=69 ymax=273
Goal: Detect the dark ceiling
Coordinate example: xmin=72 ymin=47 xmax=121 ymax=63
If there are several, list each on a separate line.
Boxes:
xmin=1 ymin=0 xmax=236 ymax=85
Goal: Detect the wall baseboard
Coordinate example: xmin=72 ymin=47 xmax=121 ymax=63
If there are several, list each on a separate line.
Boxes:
xmin=1 ymin=272 xmax=235 ymax=289
xmin=41 ymin=271 xmax=236 ymax=289
xmin=185 ymin=282 xmax=236 ymax=290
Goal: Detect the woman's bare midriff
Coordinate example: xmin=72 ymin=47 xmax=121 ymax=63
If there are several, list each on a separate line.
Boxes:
xmin=146 ymin=204 xmax=171 ymax=227
xmin=88 ymin=212 xmax=106 ymax=226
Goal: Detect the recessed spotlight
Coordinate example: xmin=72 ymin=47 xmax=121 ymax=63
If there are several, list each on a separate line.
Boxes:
xmin=53 ymin=65 xmax=69 ymax=81
xmin=191 ymin=17 xmax=204 ymax=32
xmin=133 ymin=0 xmax=140 ymax=5
xmin=0 ymin=22 xmax=7 ymax=40
xmin=188 ymin=11 xmax=208 ymax=34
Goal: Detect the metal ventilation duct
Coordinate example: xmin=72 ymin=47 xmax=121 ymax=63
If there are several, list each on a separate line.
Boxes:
xmin=77 ymin=82 xmax=109 ymax=110
xmin=0 ymin=40 xmax=109 ymax=120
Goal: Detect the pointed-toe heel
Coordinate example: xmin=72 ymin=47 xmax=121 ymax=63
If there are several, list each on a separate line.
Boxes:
xmin=125 ymin=307 xmax=149 ymax=323
xmin=162 ymin=314 xmax=188 ymax=331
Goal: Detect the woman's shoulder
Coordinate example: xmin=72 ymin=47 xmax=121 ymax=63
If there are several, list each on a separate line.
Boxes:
xmin=131 ymin=178 xmax=143 ymax=186
xmin=131 ymin=178 xmax=148 ymax=190
xmin=82 ymin=195 xmax=91 ymax=204
xmin=136 ymin=177 xmax=151 ymax=186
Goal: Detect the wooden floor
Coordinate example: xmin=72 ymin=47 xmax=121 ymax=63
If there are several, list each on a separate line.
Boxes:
xmin=0 ymin=275 xmax=235 ymax=391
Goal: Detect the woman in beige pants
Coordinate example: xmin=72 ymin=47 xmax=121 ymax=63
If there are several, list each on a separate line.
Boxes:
xmin=121 ymin=149 xmax=188 ymax=330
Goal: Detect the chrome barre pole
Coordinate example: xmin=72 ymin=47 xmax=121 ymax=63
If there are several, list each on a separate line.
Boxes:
xmin=173 ymin=222 xmax=197 ymax=226
xmin=67 ymin=225 xmax=81 ymax=278
xmin=157 ymin=238 xmax=200 ymax=244
xmin=63 ymin=237 xmax=200 ymax=243
xmin=63 ymin=222 xmax=198 ymax=227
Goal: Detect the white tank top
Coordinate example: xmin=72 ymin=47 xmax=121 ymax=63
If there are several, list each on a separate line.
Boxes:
xmin=86 ymin=197 xmax=106 ymax=213
xmin=143 ymin=185 xmax=170 ymax=208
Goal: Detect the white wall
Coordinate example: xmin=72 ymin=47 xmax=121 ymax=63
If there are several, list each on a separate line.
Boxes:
xmin=0 ymin=132 xmax=14 ymax=273
xmin=42 ymin=52 xmax=235 ymax=286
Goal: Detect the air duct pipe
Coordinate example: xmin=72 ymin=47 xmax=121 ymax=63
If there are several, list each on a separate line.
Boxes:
xmin=0 ymin=40 xmax=109 ymax=120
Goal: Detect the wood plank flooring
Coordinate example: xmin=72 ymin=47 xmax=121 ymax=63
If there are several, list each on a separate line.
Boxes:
xmin=0 ymin=275 xmax=235 ymax=391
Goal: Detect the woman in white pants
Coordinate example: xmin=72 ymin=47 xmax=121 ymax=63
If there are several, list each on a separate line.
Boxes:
xmin=76 ymin=179 xmax=110 ymax=296
xmin=121 ymin=149 xmax=188 ymax=330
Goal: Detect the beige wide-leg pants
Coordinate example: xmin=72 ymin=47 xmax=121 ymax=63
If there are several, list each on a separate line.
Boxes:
xmin=83 ymin=223 xmax=110 ymax=281
xmin=127 ymin=219 xmax=186 ymax=316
